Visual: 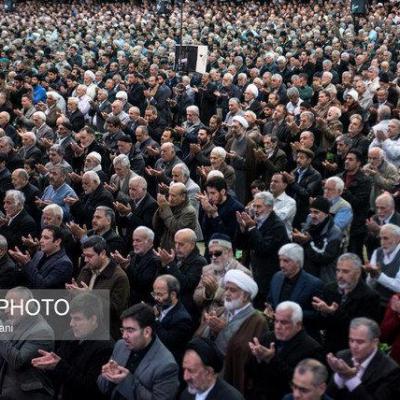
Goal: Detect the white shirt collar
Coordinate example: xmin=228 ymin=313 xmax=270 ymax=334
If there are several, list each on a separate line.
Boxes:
xmin=194 ymin=381 xmax=216 ymax=400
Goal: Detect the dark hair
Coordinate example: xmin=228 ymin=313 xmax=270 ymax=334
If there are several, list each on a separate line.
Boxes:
xmin=70 ymin=292 xmax=104 ymax=321
xmin=250 ymin=179 xmax=266 ymax=191
xmin=106 ymin=116 xmax=121 ymax=128
xmin=42 ymin=225 xmax=65 ymax=243
xmin=82 ymin=235 xmax=108 ymax=254
xmin=199 ymin=127 xmax=212 ymax=136
xmin=121 ymin=303 xmax=155 ymax=331
xmin=347 ymin=149 xmax=363 ymax=162
xmin=206 ymin=176 xmax=227 ymax=192
xmin=81 ymin=125 xmax=95 ymax=136
xmin=0 ymin=153 xmax=8 ymax=163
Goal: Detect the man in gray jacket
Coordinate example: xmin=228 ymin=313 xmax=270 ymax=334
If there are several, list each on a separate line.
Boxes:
xmin=98 ymin=303 xmax=179 ymax=400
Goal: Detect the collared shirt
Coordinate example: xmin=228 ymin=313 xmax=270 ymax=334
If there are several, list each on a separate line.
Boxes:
xmin=88 ymin=263 xmax=108 ymax=289
xmin=378 ymin=211 xmax=394 ymax=226
xmin=7 ymin=209 xmax=23 ymax=226
xmin=159 ymin=303 xmax=176 ymax=322
xmin=334 ymin=349 xmax=377 ymax=391
xmin=273 ymin=191 xmax=296 ymax=236
xmin=195 ymin=382 xmax=216 ymax=400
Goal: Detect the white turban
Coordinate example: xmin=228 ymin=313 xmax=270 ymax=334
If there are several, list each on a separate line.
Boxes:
xmin=232 ymin=115 xmax=249 ymax=129
xmin=346 ymin=89 xmax=359 ymax=102
xmin=224 ymin=270 xmax=258 ymax=300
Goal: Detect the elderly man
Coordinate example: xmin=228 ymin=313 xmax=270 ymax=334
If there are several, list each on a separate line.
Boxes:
xmin=0 ymin=189 xmax=37 ymax=249
xmin=366 ymin=192 xmax=400 ymax=256
xmin=153 ymin=274 xmax=193 ymax=362
xmin=32 ymin=111 xmax=55 ymax=148
xmin=366 ymin=223 xmax=400 ymax=311
xmin=226 ymin=115 xmax=256 ymax=204
xmin=323 ymin=177 xmax=353 ymax=238
xmin=106 ymin=154 xmax=137 ymax=202
xmin=363 ymin=147 xmax=399 ymax=209
xmin=326 ymin=318 xmax=400 ymax=399
xmin=147 ymin=142 xmax=182 ymax=186
xmin=312 ymin=253 xmax=381 ymax=353
xmin=243 ymin=83 xmax=262 ymax=117
xmin=194 ymin=233 xmax=250 ymax=310
xmin=370 ymin=119 xmax=400 ymax=167
xmin=248 ymin=301 xmax=323 ymax=400
xmin=268 ymin=243 xmax=322 ymax=338
xmin=66 ymin=170 xmax=114 ymax=228
xmin=196 ymin=269 xmax=267 ymax=395
xmin=0 ymin=287 xmax=55 ymax=400
xmin=153 ymin=182 xmax=197 ymax=250
xmin=237 ymin=191 xmax=289 ymax=305
xmin=0 ymin=136 xmax=23 ymax=171
xmin=88 ymin=87 xmax=112 ymax=132
xmin=39 ymin=165 xmax=77 ymax=220
xmin=181 ymin=337 xmax=244 ymax=400
xmin=66 ymin=97 xmax=85 ymax=133
xmin=109 ymin=99 xmax=130 ymax=125
xmin=293 ymin=197 xmax=343 ymax=283
xmin=98 ymin=303 xmax=179 ymax=399
xmin=157 ymin=228 xmax=206 ymax=318
xmin=111 ymin=226 xmax=160 ymax=305
xmin=177 ymin=105 xmax=205 ymax=157
xmin=18 ymin=131 xmax=42 ymax=162
xmin=14 ymin=94 xmax=36 ymax=129
xmin=283 ymin=359 xmax=331 ymax=400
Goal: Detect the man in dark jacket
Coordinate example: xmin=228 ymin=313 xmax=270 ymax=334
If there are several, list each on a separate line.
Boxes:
xmin=31 ymin=293 xmax=114 ymax=400
xmin=67 ymin=171 xmax=114 ymax=229
xmin=284 ymin=148 xmax=322 ymax=228
xmin=326 ymin=317 xmax=400 ymax=400
xmin=312 ymin=253 xmax=381 ymax=353
xmin=180 ymin=337 xmax=244 ymax=400
xmin=248 ymin=301 xmax=324 ymax=400
xmin=0 ymin=234 xmax=16 ymax=288
xmin=338 ymin=150 xmax=372 ymax=259
xmin=157 ymin=228 xmax=207 ymax=320
xmin=293 ymin=197 xmax=343 ymax=283
xmin=237 ymin=191 xmax=289 ymax=307
xmin=153 ymin=274 xmax=193 ymax=362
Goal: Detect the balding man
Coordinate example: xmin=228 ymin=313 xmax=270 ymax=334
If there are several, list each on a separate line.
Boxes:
xmin=157 ymin=229 xmax=207 ymax=318
xmin=17 ymin=131 xmax=42 ymax=162
xmin=363 ymin=147 xmax=399 ymax=209
xmin=153 ymin=182 xmax=197 ymax=250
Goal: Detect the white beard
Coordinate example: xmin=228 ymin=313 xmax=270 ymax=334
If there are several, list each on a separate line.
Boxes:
xmin=224 ymin=298 xmax=243 ymax=312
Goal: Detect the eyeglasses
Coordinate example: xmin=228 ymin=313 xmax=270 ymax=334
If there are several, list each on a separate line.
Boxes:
xmin=209 ymin=251 xmax=223 ymax=258
xmin=290 ymin=382 xmax=313 ymax=394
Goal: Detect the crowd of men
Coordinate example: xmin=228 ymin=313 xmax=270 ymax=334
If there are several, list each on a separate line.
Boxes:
xmin=0 ymin=0 xmax=400 ymax=399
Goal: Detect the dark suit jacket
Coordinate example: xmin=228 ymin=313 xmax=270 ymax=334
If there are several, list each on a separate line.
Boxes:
xmin=0 ymin=208 xmax=38 ymax=249
xmin=88 ymin=100 xmax=112 ymax=132
xmin=0 ymin=254 xmax=16 ymax=289
xmin=268 ymin=269 xmax=322 ymax=327
xmin=319 ymin=279 xmax=381 ymax=353
xmin=327 ymin=349 xmax=400 ymax=400
xmin=251 ymin=330 xmax=325 ymax=400
xmin=180 ymin=377 xmax=244 ymax=400
xmin=288 ymin=166 xmax=322 ymax=228
xmin=119 ymin=193 xmax=158 ymax=249
xmin=150 ymin=84 xmax=172 ymax=122
xmin=18 ymin=145 xmax=42 ymax=163
xmin=67 ymin=109 xmax=85 ymax=133
xmin=156 ymin=301 xmax=193 ymax=362
xmin=240 ymin=211 xmax=289 ymax=302
xmin=23 ymin=248 xmax=73 ymax=289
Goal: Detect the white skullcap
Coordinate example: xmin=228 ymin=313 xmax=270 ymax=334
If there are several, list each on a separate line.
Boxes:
xmin=246 ymin=83 xmax=259 ymax=99
xmin=346 ymin=89 xmax=359 ymax=102
xmin=224 ymin=269 xmax=258 ymax=300
xmin=232 ymin=115 xmax=249 ymax=129
xmin=87 ymin=151 xmax=102 ymax=163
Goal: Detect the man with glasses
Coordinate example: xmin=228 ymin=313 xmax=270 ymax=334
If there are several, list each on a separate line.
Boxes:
xmin=98 ymin=303 xmax=179 ymax=400
xmin=283 ymin=359 xmax=332 ymax=400
xmin=193 ymin=233 xmax=250 ymax=311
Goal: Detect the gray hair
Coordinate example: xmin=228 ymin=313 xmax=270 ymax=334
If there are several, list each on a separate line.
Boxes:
xmin=254 ymin=191 xmax=274 ymax=207
xmin=337 ymin=253 xmax=362 ymax=269
xmin=287 ymin=87 xmax=300 ymax=98
xmin=129 ymin=175 xmax=147 ymax=190
xmin=381 ymin=223 xmax=400 ymax=238
xmin=32 ymin=111 xmax=46 ymax=122
xmin=83 ymin=170 xmax=100 ymax=185
xmin=43 ymin=203 xmax=64 ymax=221
xmin=113 ymin=154 xmax=130 ymax=169
xmin=210 ymin=146 xmax=226 ymax=160
xmin=95 ymin=206 xmax=115 ymax=227
xmin=350 ymin=317 xmax=380 ymax=340
xmin=134 ymin=226 xmax=154 ymax=242
xmin=0 ymin=234 xmax=8 ymax=251
xmin=295 ymin=359 xmax=328 ymax=386
xmin=186 ymin=105 xmax=199 ymax=116
xmin=176 ymin=228 xmax=197 ymax=242
xmin=276 ymin=301 xmax=303 ymax=324
xmin=172 ymin=163 xmax=190 ymax=182
xmin=278 ymin=243 xmax=304 ymax=268
xmin=13 ymin=168 xmax=29 ymax=182
xmin=5 ymin=189 xmax=25 ymax=207
xmin=325 ymin=176 xmax=344 ymax=194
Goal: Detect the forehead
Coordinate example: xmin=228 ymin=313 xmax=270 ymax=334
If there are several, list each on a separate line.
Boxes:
xmin=122 ymin=317 xmax=140 ymax=328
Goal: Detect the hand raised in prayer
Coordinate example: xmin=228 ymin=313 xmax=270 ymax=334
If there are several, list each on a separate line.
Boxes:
xmin=249 ymin=338 xmax=275 ymax=363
